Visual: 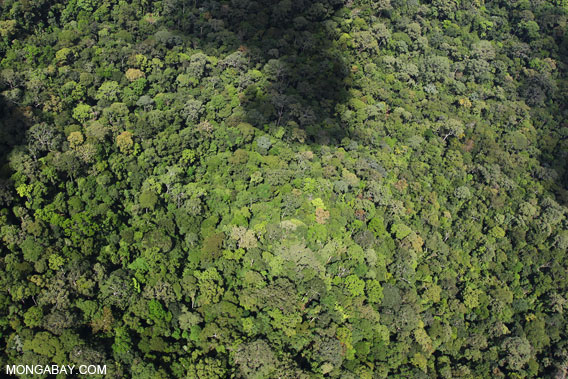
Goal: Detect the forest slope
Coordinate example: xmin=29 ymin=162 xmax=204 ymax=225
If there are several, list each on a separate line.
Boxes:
xmin=0 ymin=0 xmax=567 ymax=377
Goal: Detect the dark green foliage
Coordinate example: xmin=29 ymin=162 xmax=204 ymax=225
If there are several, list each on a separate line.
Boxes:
xmin=0 ymin=0 xmax=567 ymax=377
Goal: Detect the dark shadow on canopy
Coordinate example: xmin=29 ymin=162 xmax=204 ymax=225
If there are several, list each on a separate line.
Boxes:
xmin=163 ymin=0 xmax=353 ymax=146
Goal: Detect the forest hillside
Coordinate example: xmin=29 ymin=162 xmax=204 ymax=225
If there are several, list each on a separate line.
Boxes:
xmin=0 ymin=0 xmax=567 ymax=377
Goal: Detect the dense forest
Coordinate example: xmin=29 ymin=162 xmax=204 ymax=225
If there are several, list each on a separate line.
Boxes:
xmin=0 ymin=0 xmax=567 ymax=377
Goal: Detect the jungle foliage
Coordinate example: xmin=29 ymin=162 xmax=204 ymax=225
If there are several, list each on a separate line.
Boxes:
xmin=0 ymin=0 xmax=567 ymax=377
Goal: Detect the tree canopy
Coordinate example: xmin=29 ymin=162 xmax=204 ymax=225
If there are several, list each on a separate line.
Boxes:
xmin=0 ymin=0 xmax=567 ymax=377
